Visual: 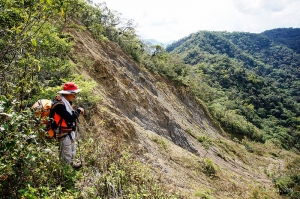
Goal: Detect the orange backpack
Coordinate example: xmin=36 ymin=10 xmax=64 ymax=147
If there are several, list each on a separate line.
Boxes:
xmin=31 ymin=98 xmax=65 ymax=138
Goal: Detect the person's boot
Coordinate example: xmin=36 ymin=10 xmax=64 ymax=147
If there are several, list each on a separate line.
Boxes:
xmin=72 ymin=162 xmax=82 ymax=170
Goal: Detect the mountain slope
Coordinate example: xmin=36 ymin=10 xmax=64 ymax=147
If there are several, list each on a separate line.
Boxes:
xmin=66 ymin=21 xmax=290 ymax=198
xmin=166 ymin=29 xmax=300 ymax=150
xmin=262 ymin=28 xmax=300 ymax=54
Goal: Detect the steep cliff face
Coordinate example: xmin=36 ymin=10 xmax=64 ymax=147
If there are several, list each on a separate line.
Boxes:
xmin=66 ymin=23 xmax=286 ymax=198
xmin=69 ymin=26 xmax=203 ymax=153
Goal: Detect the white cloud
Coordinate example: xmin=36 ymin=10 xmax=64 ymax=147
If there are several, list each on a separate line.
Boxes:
xmin=94 ymin=0 xmax=300 ymax=43
xmin=232 ymin=0 xmax=297 ymax=14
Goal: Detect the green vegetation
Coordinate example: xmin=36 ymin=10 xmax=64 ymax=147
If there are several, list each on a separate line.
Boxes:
xmin=151 ymin=136 xmax=169 ymax=150
xmin=2 ymin=0 xmax=300 ymax=197
xmin=0 ymin=0 xmax=178 ymax=198
xmin=202 ymin=158 xmax=218 ymax=177
xmin=197 ymin=135 xmax=213 ymax=157
xmin=263 ymin=28 xmax=300 ymax=54
xmin=166 ymin=30 xmax=300 ymax=150
xmin=164 ymin=30 xmax=300 ymax=197
xmin=194 ymin=189 xmax=215 ymax=199
xmin=273 ymin=157 xmax=300 ymax=198
xmin=79 ymin=137 xmax=178 ymax=198
xmin=0 ymin=0 xmax=75 ymax=196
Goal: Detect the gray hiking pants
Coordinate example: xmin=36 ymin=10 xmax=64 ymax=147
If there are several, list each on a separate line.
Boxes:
xmin=59 ymin=131 xmax=76 ymax=164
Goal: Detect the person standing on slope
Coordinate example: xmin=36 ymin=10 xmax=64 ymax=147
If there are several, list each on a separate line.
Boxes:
xmin=52 ymin=82 xmax=84 ymax=169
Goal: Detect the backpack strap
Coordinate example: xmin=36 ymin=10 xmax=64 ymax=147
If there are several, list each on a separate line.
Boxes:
xmin=68 ymin=132 xmax=74 ymax=143
xmin=52 ymin=96 xmax=64 ymax=108
xmin=49 ymin=97 xmax=64 ymax=139
xmin=51 ymin=97 xmax=74 ymax=142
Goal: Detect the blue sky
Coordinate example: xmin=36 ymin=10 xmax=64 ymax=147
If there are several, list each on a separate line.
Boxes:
xmin=94 ymin=0 xmax=300 ymax=43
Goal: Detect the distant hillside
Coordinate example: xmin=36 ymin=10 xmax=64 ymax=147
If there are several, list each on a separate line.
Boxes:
xmin=144 ymin=39 xmax=163 ymax=46
xmin=262 ymin=28 xmax=300 ymax=54
xmin=144 ymin=39 xmax=176 ymax=48
xmin=166 ymin=29 xmax=300 ymax=149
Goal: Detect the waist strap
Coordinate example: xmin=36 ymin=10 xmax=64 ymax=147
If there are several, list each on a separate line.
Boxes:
xmin=57 ymin=131 xmax=74 ymax=143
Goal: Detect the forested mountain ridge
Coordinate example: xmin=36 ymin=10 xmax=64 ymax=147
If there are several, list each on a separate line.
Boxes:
xmin=166 ymin=29 xmax=300 ymax=149
xmin=262 ymin=28 xmax=300 ymax=54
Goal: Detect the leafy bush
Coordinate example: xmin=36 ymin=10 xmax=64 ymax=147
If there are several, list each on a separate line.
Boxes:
xmin=275 ymin=176 xmax=294 ymax=195
xmin=209 ymin=103 xmax=263 ymax=141
xmin=0 ymin=0 xmax=74 ymax=104
xmin=202 ymin=158 xmax=218 ymax=177
xmin=0 ymin=1 xmax=88 ymax=197
xmin=241 ymin=139 xmax=254 ymax=153
xmin=197 ymin=136 xmax=213 ymax=152
xmin=0 ymin=96 xmax=78 ymax=198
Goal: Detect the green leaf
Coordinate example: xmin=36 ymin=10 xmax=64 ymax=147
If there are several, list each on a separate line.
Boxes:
xmin=18 ymin=189 xmax=26 ymax=194
xmin=34 ymin=59 xmax=40 ymax=72
xmin=31 ymin=39 xmax=37 ymax=47
xmin=60 ymin=8 xmax=64 ymax=16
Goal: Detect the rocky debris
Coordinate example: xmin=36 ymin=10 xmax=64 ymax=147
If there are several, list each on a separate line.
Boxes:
xmin=86 ymin=50 xmax=199 ymax=153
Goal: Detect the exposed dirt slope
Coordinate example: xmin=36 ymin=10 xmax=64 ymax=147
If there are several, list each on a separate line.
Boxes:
xmin=66 ymin=22 xmax=288 ymax=198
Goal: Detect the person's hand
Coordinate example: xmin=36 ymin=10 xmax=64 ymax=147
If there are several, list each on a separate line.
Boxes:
xmin=78 ymin=107 xmax=84 ymax=115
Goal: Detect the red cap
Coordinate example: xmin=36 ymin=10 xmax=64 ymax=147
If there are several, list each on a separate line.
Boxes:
xmin=58 ymin=82 xmax=81 ymax=94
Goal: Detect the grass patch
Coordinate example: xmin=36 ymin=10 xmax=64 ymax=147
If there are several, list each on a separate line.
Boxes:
xmin=194 ymin=189 xmax=215 ymax=199
xmin=186 ymin=128 xmax=196 ymax=138
xmin=151 ymin=136 xmax=168 ymax=150
xmin=79 ymin=136 xmax=178 ymax=198
xmin=202 ymin=158 xmax=219 ymax=177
